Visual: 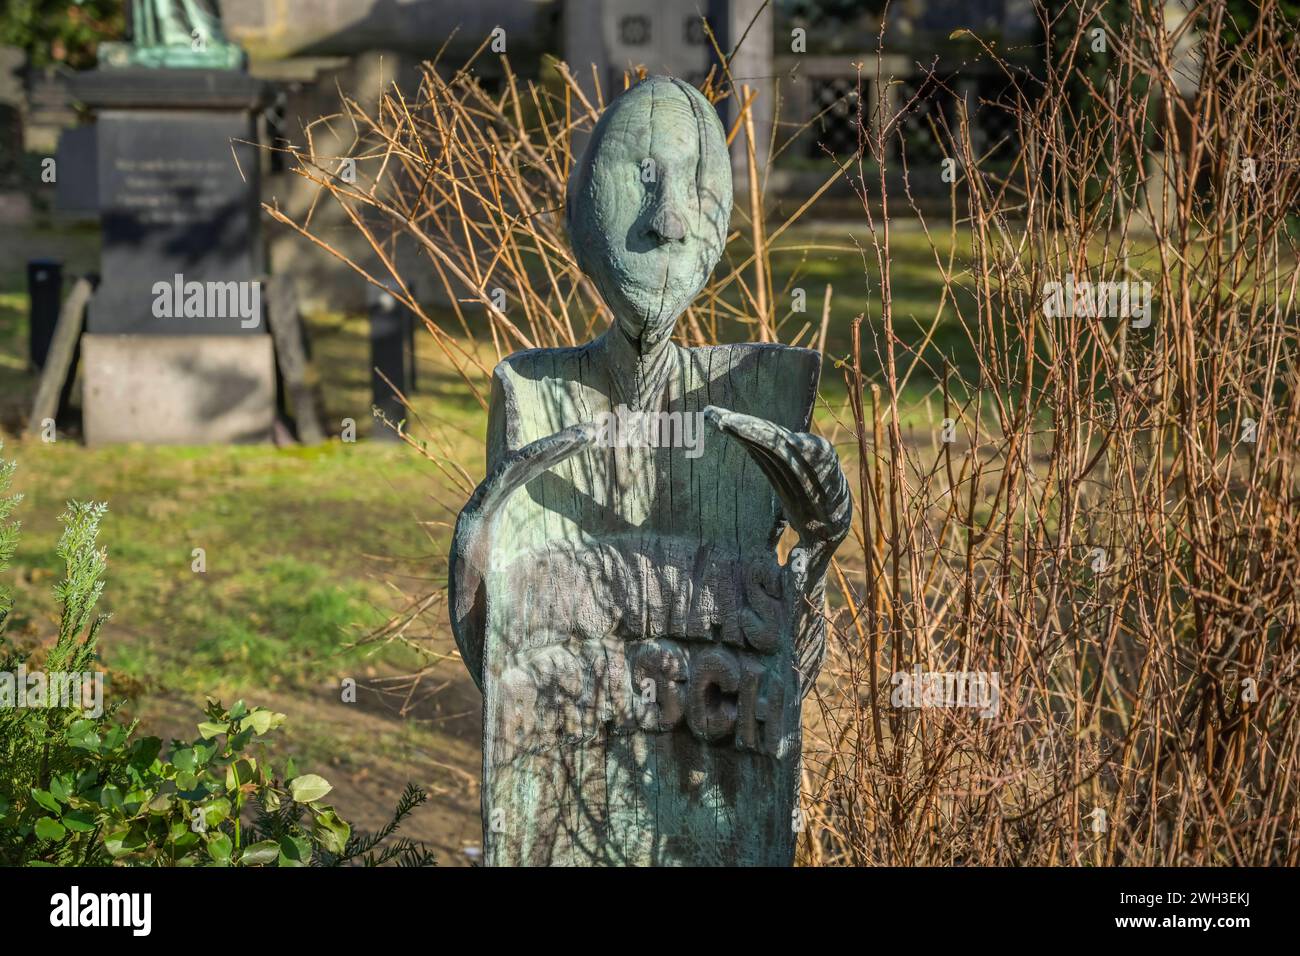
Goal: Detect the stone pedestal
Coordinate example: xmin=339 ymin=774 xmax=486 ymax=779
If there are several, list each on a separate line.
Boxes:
xmin=70 ymin=68 xmax=273 ymax=443
xmin=82 ymin=335 xmax=274 ymax=445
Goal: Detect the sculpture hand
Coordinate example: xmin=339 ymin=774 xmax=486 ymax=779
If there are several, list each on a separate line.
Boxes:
xmin=703 ymin=406 xmax=849 ymax=699
xmin=703 ymin=406 xmax=851 ymax=562
xmin=473 ymin=422 xmax=599 ymax=517
xmin=449 ymin=422 xmax=599 ymax=689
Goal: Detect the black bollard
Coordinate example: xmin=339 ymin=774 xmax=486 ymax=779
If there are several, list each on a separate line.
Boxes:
xmin=367 ymin=279 xmax=412 ymax=441
xmin=28 ymin=259 xmax=63 ymax=371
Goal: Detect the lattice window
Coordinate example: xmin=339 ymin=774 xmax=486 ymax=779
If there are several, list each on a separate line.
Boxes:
xmin=896 ymin=74 xmax=954 ymax=168
xmin=809 ymin=76 xmax=862 ymax=158
xmin=971 ymin=74 xmax=1027 ymax=164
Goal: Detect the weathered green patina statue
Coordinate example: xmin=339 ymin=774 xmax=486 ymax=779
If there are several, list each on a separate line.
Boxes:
xmin=98 ymin=0 xmax=246 ymax=70
xmin=450 ymin=76 xmax=851 ymax=866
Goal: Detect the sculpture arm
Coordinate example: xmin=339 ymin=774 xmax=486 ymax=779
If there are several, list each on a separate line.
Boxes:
xmin=448 ymin=421 xmax=598 ymax=691
xmin=702 ymin=405 xmax=851 ymax=698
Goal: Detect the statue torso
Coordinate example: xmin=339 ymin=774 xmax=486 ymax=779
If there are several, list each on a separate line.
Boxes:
xmin=480 ymin=337 xmax=819 ymax=865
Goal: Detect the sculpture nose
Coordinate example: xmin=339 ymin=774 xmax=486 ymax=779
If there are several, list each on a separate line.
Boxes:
xmin=646 ymin=205 xmax=687 ymax=245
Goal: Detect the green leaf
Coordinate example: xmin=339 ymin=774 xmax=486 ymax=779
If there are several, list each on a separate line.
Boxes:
xmin=311 ymin=807 xmax=351 ymax=855
xmin=63 ymin=810 xmax=96 ymax=833
xmin=202 ymin=797 xmax=232 ymax=828
xmin=103 ymin=826 xmax=133 ymax=858
xmin=277 ymin=834 xmax=312 ymax=867
xmin=172 ymin=748 xmax=198 ymax=773
xmin=196 ymin=721 xmax=227 ymax=740
xmin=48 ymin=776 xmax=69 ymax=803
xmin=123 ymin=788 xmax=150 ymax=814
xmin=288 ymin=774 xmax=332 ymax=804
xmin=239 ymin=840 xmax=280 ymax=866
xmin=34 ymin=817 xmax=67 ymax=841
xmin=207 ymin=832 xmax=233 ymax=863
xmin=147 ymin=792 xmax=173 ymax=815
xmin=240 ymin=710 xmax=274 ymax=735
xmin=103 ymin=725 xmax=128 ymax=751
xmin=129 ymin=736 xmax=162 ymax=768
xmin=225 ymin=758 xmax=257 ymax=791
xmin=98 ymin=783 xmax=124 ymax=812
xmin=66 ymin=723 xmax=101 ymax=752
xmin=31 ymin=789 xmax=61 ymax=813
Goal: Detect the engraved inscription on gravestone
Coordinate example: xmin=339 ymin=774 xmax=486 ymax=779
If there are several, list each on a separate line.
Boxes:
xmin=112 ymin=155 xmax=234 ymax=225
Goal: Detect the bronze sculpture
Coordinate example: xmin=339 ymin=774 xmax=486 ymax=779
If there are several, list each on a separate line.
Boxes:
xmin=449 ymin=76 xmax=850 ymax=865
xmin=98 ymin=0 xmax=246 ymax=70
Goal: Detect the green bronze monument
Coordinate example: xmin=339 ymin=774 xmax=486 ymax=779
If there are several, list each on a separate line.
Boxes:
xmin=449 ymin=76 xmax=851 ymax=866
xmin=98 ymin=0 xmax=246 ymax=71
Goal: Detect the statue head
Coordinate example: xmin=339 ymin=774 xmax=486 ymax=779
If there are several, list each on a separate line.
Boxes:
xmin=567 ymin=76 xmax=733 ymax=351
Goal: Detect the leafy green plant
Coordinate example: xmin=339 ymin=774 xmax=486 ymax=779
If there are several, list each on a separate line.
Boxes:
xmin=6 ymin=695 xmax=434 ymax=867
xmin=0 ymin=446 xmax=435 ymax=866
xmin=0 ymin=0 xmax=125 ymax=70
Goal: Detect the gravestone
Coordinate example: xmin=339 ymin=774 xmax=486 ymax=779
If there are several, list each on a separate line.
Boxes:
xmin=449 ymin=76 xmax=851 ymax=866
xmin=71 ymin=69 xmax=267 ymax=336
xmin=68 ymin=67 xmax=275 ymax=443
xmin=53 ymin=125 xmax=99 ymax=218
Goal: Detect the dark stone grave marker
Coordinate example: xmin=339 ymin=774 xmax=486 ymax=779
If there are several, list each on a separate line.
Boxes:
xmin=68 ymin=68 xmax=277 ymax=444
xmin=71 ymin=70 xmax=268 ymax=336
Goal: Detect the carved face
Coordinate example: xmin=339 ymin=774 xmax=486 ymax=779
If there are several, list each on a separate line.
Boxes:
xmin=567 ymin=76 xmax=733 ymax=350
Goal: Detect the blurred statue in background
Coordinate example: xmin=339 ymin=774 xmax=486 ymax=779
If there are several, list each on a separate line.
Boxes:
xmin=98 ymin=0 xmax=246 ymax=70
xmin=449 ymin=76 xmax=851 ymax=866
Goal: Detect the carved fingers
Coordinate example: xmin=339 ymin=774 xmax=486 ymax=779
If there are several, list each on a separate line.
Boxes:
xmin=702 ymin=405 xmax=851 ymax=550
